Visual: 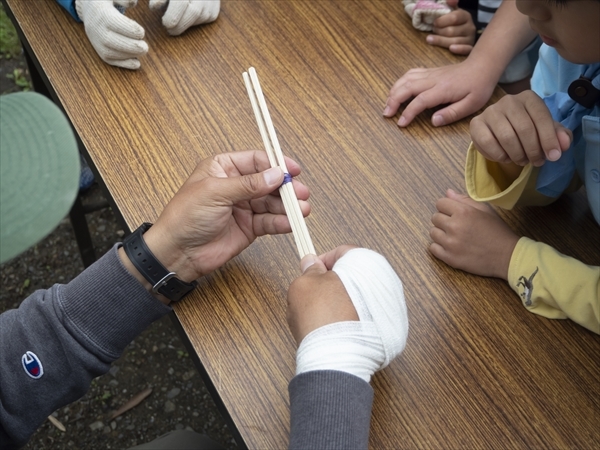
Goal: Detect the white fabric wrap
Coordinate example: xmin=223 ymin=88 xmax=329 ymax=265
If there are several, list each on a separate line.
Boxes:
xmin=402 ymin=0 xmax=451 ymax=32
xmin=296 ymin=249 xmax=409 ymax=383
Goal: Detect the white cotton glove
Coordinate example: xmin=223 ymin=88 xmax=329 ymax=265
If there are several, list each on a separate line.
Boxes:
xmin=75 ymin=0 xmax=148 ymax=70
xmin=402 ymin=0 xmax=451 ymax=32
xmin=149 ymin=0 xmax=220 ymax=36
xmin=296 ymin=249 xmax=409 ymax=383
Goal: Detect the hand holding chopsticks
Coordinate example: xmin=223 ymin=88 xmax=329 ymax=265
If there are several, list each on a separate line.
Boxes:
xmin=243 ymin=67 xmax=316 ymax=259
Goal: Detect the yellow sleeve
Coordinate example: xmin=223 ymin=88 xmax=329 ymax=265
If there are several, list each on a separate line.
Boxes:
xmin=508 ymin=237 xmax=600 ymax=334
xmin=464 ymin=142 xmax=580 ymax=208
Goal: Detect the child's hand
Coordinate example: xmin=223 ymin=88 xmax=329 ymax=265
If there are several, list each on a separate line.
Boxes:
xmin=426 ymin=8 xmax=476 ymax=55
xmin=470 ymin=91 xmax=573 ymax=167
xmin=384 ymin=61 xmax=497 ymax=127
xmin=430 ymin=189 xmax=519 ymax=280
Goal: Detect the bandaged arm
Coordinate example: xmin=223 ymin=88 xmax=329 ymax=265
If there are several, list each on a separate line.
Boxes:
xmin=289 ymin=249 xmax=409 ymax=449
xmin=466 ymin=143 xmax=599 ymax=334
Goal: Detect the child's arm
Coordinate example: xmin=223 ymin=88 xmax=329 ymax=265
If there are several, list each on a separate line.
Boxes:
xmin=426 ymin=7 xmax=477 ymax=55
xmin=385 ymin=0 xmax=537 ymax=127
xmin=509 ymin=238 xmax=600 ymax=334
xmin=430 ymin=191 xmax=599 ymax=334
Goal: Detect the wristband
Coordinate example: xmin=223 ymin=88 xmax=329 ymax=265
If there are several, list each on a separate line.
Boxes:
xmin=123 ymin=223 xmax=197 ymax=302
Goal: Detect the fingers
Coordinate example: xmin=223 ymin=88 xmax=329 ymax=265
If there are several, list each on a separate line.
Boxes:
xmin=102 ymin=30 xmax=148 ymax=57
xmin=432 ymin=9 xmax=474 ymax=32
xmin=426 ymin=33 xmax=475 ymax=49
xmin=555 ymin=122 xmax=573 ymax=152
xmin=395 ymin=91 xmax=444 ymax=127
xmin=250 ymin=202 xmax=310 ymax=237
xmin=149 ymin=0 xmax=168 ymax=10
xmin=470 ymin=92 xmax=566 ymax=166
xmin=318 ymin=245 xmax=358 ymax=270
xmin=385 ymin=71 xmax=481 ymax=127
xmin=161 ymin=0 xmax=220 ymax=36
xmin=422 ymin=94 xmax=474 ymax=127
xmin=228 ymin=167 xmax=284 ymax=203
xmin=248 ymin=185 xmax=310 ymax=215
xmin=436 ymin=189 xmax=493 ymax=217
xmin=114 ymin=0 xmax=138 ymax=8
xmin=161 ymin=0 xmax=189 ymax=34
xmin=107 ymin=13 xmax=146 ymax=40
xmin=300 ymin=254 xmax=327 ymax=274
xmin=428 ymin=10 xmax=476 ymax=50
xmin=429 ymin=242 xmax=446 ymax=268
xmin=299 ymin=245 xmax=358 ymax=274
xmin=383 ymin=69 xmax=430 ymax=118
xmin=104 ymin=57 xmax=142 ymax=70
xmin=212 ymin=151 xmax=302 ymax=178
xmin=448 ymin=44 xmax=473 ymax=55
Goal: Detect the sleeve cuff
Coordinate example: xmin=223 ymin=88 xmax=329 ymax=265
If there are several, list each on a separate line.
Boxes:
xmin=465 ymin=142 xmax=533 ymax=209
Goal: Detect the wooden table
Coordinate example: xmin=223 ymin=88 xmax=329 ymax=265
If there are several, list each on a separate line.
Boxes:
xmin=5 ymin=0 xmax=599 ymax=448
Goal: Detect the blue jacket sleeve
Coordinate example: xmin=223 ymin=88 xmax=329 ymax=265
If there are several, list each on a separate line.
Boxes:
xmin=0 ymin=245 xmax=171 ymax=448
xmin=55 ymin=0 xmax=81 ymax=21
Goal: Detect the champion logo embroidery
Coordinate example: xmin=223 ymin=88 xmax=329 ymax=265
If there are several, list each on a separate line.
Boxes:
xmin=22 ymin=351 xmax=44 ymax=379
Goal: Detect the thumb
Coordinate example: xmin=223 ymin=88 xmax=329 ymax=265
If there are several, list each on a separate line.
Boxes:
xmin=446 ymin=189 xmax=491 ymax=212
xmin=446 ymin=188 xmax=470 ymax=202
xmin=300 ymin=254 xmax=327 ymax=274
xmin=554 ymin=122 xmax=573 ymax=152
xmin=215 ymin=167 xmax=283 ymax=204
xmin=431 ymin=97 xmax=478 ymax=127
xmin=445 ymin=0 xmax=460 ymax=7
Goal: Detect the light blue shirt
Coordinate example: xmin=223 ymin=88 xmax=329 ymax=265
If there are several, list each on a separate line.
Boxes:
xmin=531 ymin=45 xmax=600 ymax=225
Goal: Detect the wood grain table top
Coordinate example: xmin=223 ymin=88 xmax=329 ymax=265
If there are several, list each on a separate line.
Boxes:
xmin=5 ymin=0 xmax=599 ymax=448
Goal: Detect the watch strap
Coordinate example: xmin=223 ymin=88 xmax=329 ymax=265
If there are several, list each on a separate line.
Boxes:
xmin=123 ymin=223 xmax=197 ymax=302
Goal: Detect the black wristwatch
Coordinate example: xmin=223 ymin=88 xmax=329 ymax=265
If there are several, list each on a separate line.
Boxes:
xmin=123 ymin=223 xmax=197 ymax=302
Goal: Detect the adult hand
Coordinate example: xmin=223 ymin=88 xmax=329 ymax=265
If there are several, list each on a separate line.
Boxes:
xmin=383 ymin=60 xmax=497 ymax=127
xmin=75 ymin=0 xmax=148 ymax=70
xmin=470 ymin=91 xmax=572 ymax=167
xmin=142 ymin=151 xmax=310 ymax=285
xmin=427 ymin=8 xmax=476 ymax=55
xmin=149 ymin=0 xmax=220 ymax=36
xmin=287 ymin=246 xmax=359 ymax=345
xmin=430 ymin=189 xmax=520 ymax=280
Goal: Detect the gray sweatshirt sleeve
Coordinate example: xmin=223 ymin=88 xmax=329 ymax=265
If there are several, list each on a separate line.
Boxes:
xmin=0 ymin=245 xmax=171 ymax=448
xmin=288 ymin=370 xmax=374 ymax=450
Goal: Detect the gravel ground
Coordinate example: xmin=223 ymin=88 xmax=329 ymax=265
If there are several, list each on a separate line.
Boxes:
xmin=1 ymin=7 xmax=238 ymax=448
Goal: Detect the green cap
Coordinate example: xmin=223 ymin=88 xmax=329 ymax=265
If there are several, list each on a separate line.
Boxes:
xmin=1 ymin=92 xmax=80 ymax=264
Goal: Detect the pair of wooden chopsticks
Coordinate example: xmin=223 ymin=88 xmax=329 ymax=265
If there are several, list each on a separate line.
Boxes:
xmin=243 ymin=67 xmax=315 ymax=259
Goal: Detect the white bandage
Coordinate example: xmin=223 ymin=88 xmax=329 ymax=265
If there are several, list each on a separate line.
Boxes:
xmin=402 ymin=0 xmax=451 ymax=32
xmin=296 ymin=249 xmax=408 ymax=383
xmin=149 ymin=0 xmax=220 ymax=36
xmin=75 ymin=0 xmax=148 ymax=70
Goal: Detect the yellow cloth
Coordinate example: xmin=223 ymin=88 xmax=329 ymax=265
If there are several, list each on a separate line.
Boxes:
xmin=465 ymin=142 xmax=600 ymax=334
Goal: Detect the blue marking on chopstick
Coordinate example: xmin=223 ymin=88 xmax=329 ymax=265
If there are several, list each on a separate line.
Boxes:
xmin=281 ymin=173 xmax=293 ymax=186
